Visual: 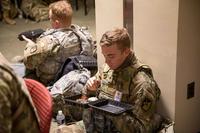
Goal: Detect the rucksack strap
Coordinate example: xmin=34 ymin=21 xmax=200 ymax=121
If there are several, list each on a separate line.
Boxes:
xmin=133 ymin=64 xmax=160 ymax=100
xmin=134 ymin=65 xmax=153 ymax=78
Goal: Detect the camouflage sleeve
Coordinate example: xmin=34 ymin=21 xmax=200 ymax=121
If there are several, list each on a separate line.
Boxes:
xmin=0 ymin=69 xmax=17 ymax=132
xmin=112 ymin=72 xmax=160 ymax=133
xmin=0 ymin=67 xmax=41 ymax=132
xmin=23 ymin=36 xmax=60 ymax=70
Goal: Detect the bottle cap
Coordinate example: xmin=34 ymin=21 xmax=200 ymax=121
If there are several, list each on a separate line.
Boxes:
xmin=58 ymin=110 xmax=63 ymax=115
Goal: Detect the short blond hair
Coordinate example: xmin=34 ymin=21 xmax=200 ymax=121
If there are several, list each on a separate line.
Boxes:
xmin=49 ymin=0 xmax=72 ymax=24
xmin=100 ymin=28 xmax=131 ymax=51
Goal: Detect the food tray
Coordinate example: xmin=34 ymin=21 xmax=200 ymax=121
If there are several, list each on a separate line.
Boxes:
xmin=64 ymin=94 xmax=89 ymax=108
xmin=88 ymin=99 xmax=133 ymax=116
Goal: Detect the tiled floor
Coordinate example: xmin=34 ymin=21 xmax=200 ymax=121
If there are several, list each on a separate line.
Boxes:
xmin=0 ymin=2 xmax=96 ymax=62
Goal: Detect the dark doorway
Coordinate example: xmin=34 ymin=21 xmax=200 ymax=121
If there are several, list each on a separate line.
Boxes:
xmin=123 ymin=0 xmax=133 ymax=47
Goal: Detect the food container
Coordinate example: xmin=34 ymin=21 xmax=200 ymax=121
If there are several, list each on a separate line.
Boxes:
xmin=88 ymin=99 xmax=133 ymax=116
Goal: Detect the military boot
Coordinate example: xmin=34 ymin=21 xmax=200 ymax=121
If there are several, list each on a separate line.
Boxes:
xmin=3 ymin=10 xmax=16 ymax=25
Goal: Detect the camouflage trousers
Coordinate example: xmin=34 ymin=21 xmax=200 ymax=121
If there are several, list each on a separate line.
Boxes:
xmin=1 ymin=0 xmax=12 ymax=10
xmin=0 ymin=0 xmax=18 ymax=18
xmin=82 ymin=109 xmax=120 ymax=133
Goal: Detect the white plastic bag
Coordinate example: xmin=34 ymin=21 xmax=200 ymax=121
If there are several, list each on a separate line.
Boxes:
xmin=158 ymin=122 xmax=175 ymax=133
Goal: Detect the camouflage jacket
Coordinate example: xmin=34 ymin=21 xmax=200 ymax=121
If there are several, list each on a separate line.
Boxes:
xmin=0 ymin=53 xmax=40 ymax=133
xmin=95 ymin=52 xmax=161 ymax=133
xmin=24 ymin=24 xmax=94 ymax=86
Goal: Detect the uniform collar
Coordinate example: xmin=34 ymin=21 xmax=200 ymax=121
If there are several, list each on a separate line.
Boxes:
xmin=114 ymin=51 xmax=138 ymax=72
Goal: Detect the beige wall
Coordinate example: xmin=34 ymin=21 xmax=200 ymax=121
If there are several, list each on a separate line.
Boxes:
xmin=133 ymin=0 xmax=179 ymax=119
xmin=95 ymin=0 xmax=123 ymax=66
xmin=175 ymin=0 xmax=200 ymax=132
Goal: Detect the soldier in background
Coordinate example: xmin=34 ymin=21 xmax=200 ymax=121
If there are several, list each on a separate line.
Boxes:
xmin=20 ymin=0 xmax=49 ymax=22
xmin=83 ymin=28 xmax=161 ymax=133
xmin=23 ymin=0 xmax=94 ymax=86
xmin=1 ymin=0 xmax=18 ymax=24
xmin=20 ymin=0 xmax=70 ymax=22
xmin=0 ymin=52 xmax=40 ymax=132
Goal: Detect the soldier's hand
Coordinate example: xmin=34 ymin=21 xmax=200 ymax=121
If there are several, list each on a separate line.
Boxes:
xmin=22 ymin=35 xmax=35 ymax=47
xmin=85 ymin=76 xmax=100 ymax=91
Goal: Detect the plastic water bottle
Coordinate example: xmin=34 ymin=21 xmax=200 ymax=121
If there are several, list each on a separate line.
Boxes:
xmin=56 ymin=110 xmax=65 ymax=125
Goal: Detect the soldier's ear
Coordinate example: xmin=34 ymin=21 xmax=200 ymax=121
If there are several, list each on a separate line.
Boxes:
xmin=54 ymin=20 xmax=60 ymax=28
xmin=124 ymin=48 xmax=131 ymax=56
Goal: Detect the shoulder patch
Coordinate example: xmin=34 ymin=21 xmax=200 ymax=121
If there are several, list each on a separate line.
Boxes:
xmin=30 ymin=45 xmax=37 ymax=53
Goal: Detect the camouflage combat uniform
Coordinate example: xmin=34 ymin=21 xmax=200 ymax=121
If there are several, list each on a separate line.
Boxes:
xmin=84 ymin=52 xmax=161 ymax=133
xmin=24 ymin=24 xmax=94 ymax=86
xmin=0 ymin=53 xmax=40 ymax=133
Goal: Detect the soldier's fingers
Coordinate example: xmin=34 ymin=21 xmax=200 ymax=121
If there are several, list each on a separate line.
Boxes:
xmin=86 ymin=79 xmax=93 ymax=88
xmin=88 ymin=85 xmax=97 ymax=91
xmin=87 ymin=77 xmax=95 ymax=85
xmin=86 ymin=82 xmax=95 ymax=91
xmin=21 ymin=35 xmax=32 ymax=43
xmin=87 ymin=80 xmax=100 ymax=91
